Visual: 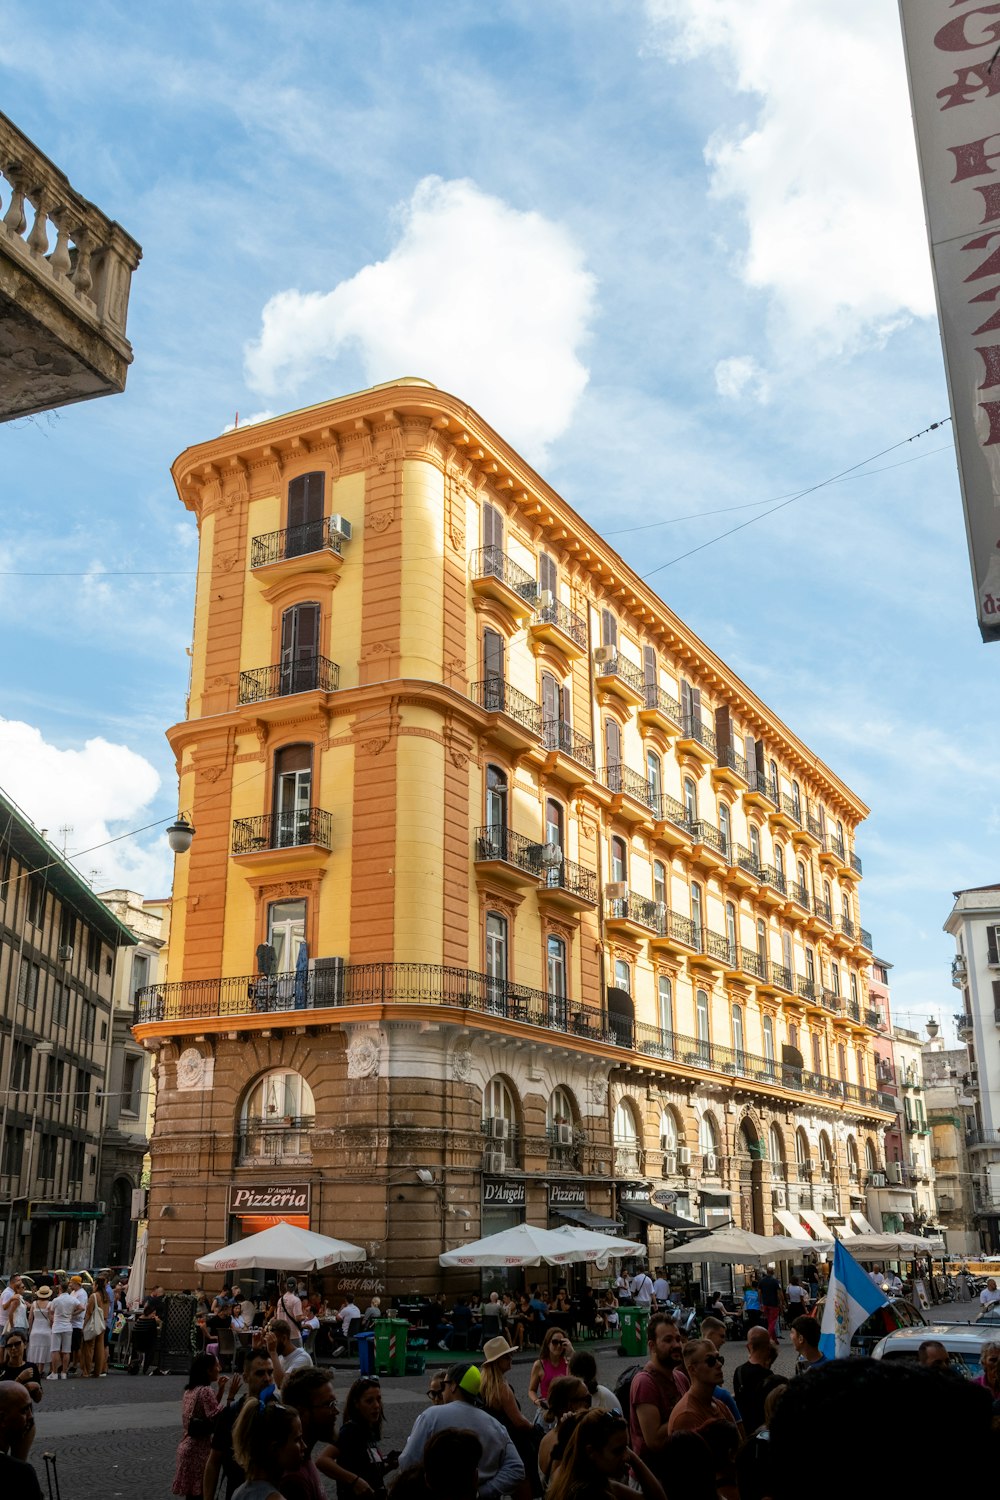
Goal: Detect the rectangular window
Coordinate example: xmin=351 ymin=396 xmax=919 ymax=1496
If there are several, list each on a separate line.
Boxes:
xmin=600 ymin=609 xmax=617 ymax=648
xmin=86 ymin=930 xmax=101 ymax=973
xmin=0 ymin=849 xmax=10 ymax=903
xmin=82 ymin=1002 xmax=96 ymax=1044
xmin=485 ymin=912 xmax=508 ymax=986
xmin=732 ymin=1004 xmax=745 ymax=1057
xmin=38 ymin=1134 xmax=57 ymax=1180
xmin=59 ymin=905 xmax=75 ymax=951
xmin=17 ymin=959 xmax=39 ymax=1010
xmin=811 ymin=1033 xmax=822 ymax=1074
xmin=2 ymin=1127 xmax=24 ymax=1176
xmin=131 ymin=952 xmax=150 ymax=1000
xmin=68 ymin=1140 xmax=84 ymax=1185
xmin=539 ymin=551 xmax=558 ymax=598
xmin=75 ymin=1072 xmax=91 ymax=1115
xmin=987 ymin=925 xmax=1000 ymax=965
xmin=10 ymin=1042 xmax=31 ymax=1094
xmin=546 ymin=936 xmax=567 ymax=1003
xmin=121 ymin=1055 xmax=142 ymax=1114
xmin=643 ymin=644 xmax=657 ymax=688
xmin=614 ymin=958 xmax=631 ymax=993
xmin=658 ymin=975 xmax=673 ymax=1034
xmin=26 ymin=876 xmax=44 ymax=927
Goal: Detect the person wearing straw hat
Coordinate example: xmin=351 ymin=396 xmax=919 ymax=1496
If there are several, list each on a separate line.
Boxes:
xmin=479 ymin=1335 xmax=537 ymax=1500
xmin=25 ymin=1291 xmax=51 ymax=1372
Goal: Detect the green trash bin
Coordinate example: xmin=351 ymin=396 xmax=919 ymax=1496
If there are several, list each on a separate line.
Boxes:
xmin=372 ymin=1317 xmax=409 ymax=1376
xmin=618 ymin=1305 xmax=649 ymax=1357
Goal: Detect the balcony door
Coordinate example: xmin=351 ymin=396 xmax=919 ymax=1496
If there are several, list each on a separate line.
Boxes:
xmin=482 ymin=628 xmax=505 ymax=711
xmin=286 ymin=472 xmax=325 ymax=557
xmin=273 ymin=744 xmax=312 ymax=847
xmin=280 ymin=603 xmax=320 ymax=695
xmin=604 ymin=717 xmax=622 ymax=775
xmin=268 ymin=899 xmax=306 ymax=973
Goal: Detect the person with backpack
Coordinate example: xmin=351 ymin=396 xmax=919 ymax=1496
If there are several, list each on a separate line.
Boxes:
xmin=624 ymin=1313 xmax=686 ymax=1483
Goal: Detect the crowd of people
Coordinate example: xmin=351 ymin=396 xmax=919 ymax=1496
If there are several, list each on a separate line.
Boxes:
xmin=0 ymin=1272 xmax=124 ymax=1382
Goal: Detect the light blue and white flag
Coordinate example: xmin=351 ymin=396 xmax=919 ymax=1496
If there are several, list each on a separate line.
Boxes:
xmin=819 ymin=1238 xmax=889 ymax=1359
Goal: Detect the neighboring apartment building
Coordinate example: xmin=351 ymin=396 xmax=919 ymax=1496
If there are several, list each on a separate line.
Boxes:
xmin=132 ymin=378 xmax=894 ymax=1292
xmin=0 ymin=109 xmax=141 ymax=423
xmin=946 ymin=884 xmax=1000 ymax=1251
xmin=93 ymin=890 xmax=167 ymax=1267
xmin=0 ymin=788 xmax=135 ymax=1272
xmin=923 ymin=1035 xmax=978 ymax=1255
xmin=866 ymin=957 xmax=937 ymax=1234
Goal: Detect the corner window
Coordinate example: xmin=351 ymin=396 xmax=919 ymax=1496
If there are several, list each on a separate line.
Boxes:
xmin=239 ymin=1070 xmax=315 ymax=1164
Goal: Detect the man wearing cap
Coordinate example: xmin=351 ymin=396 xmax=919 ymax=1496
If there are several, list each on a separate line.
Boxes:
xmin=397 ymin=1360 xmax=524 ymax=1500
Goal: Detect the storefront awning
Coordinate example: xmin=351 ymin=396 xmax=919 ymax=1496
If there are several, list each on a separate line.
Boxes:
xmin=555 ymin=1208 xmax=623 ymax=1232
xmin=798 ymin=1209 xmax=835 ymax=1242
xmin=851 ymin=1211 xmax=878 ymax=1234
xmin=774 ymin=1209 xmax=805 ymax=1238
xmin=622 ymin=1202 xmax=704 ymax=1232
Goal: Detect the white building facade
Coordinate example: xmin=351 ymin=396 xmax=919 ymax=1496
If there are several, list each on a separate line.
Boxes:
xmin=945 ymin=883 xmax=1000 ymax=1252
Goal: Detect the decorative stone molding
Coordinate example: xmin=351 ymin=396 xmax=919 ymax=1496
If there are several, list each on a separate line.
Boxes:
xmin=176 ymin=1047 xmax=214 ymax=1092
xmin=346 ymin=1030 xmax=384 ymax=1079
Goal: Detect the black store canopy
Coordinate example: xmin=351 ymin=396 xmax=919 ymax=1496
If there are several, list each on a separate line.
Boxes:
xmin=555 ymin=1208 xmax=623 ymax=1232
xmin=621 ymin=1202 xmax=704 ymax=1232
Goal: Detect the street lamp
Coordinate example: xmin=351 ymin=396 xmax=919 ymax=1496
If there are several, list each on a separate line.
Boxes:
xmin=166 ymin=815 xmax=195 ymax=854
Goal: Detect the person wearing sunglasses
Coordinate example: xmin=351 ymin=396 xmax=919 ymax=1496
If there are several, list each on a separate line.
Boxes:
xmin=0 ymin=1335 xmax=43 ymax=1409
xmin=667 ymin=1340 xmax=738 ymax=1436
xmin=528 ymin=1326 xmax=574 ymax=1426
xmin=425 ymin=1375 xmax=447 ymax=1403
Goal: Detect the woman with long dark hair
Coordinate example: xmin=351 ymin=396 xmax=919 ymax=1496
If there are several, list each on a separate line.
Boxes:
xmin=321 ymin=1375 xmax=398 ymax=1499
xmin=231 ymin=1400 xmax=306 ymax=1500
xmin=171 ymin=1352 xmax=230 ymax=1499
xmin=545 ymin=1409 xmax=665 ymax=1500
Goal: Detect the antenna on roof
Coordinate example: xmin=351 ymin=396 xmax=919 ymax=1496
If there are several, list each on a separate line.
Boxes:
xmin=59 ymin=824 xmax=73 ymax=852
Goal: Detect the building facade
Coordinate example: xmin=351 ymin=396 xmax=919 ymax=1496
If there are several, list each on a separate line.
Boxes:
xmin=0 ymin=788 xmax=135 ymax=1271
xmin=93 ymin=890 xmax=166 ymax=1267
xmin=946 ymin=885 xmax=1000 ymax=1251
xmin=133 ymin=379 xmax=894 ymax=1292
xmin=923 ymin=1035 xmax=979 ymax=1255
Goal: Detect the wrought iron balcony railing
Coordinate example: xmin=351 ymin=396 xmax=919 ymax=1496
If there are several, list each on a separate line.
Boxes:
xmin=806 ymin=811 xmax=825 ymax=843
xmin=731 ymin=844 xmax=762 ymax=880
xmin=689 ymin=820 xmax=728 ymax=857
xmin=656 ymin=910 xmax=697 ymax=948
xmin=238 ymin=654 xmax=340 ymax=705
xmin=470 ymin=678 xmax=543 ymax=736
xmin=595 ymin=652 xmax=645 ymax=695
xmin=532 ymin=596 xmax=587 ymax=648
xmin=136 ymin=962 xmax=896 ymax=1117
xmin=250 ymin=519 xmax=343 ymax=569
xmin=542 ymin=719 xmax=594 ymax=769
xmin=813 ymin=898 xmax=833 ymax=926
xmin=760 ymin=865 xmax=787 ymax=898
xmin=789 ymin=882 xmax=811 ymax=912
xmin=606 ymin=891 xmax=660 ymax=929
xmin=469 ymin=545 xmax=538 ymax=601
xmin=739 ymin=947 xmax=768 ymax=981
xmin=539 ymin=856 xmax=599 ymax=905
xmin=859 ymin=927 xmax=873 ymax=951
xmin=716 ymin=745 xmax=749 ymax=781
xmin=643 ymin=684 xmax=683 ymax=726
xmin=770 ymin=962 xmax=793 ymax=992
xmin=600 ymin=762 xmax=656 ymax=808
xmin=781 ymin=794 xmax=802 ymax=826
xmin=829 ymin=834 xmax=847 ymax=862
xmin=850 ymin=851 xmax=863 ymax=876
xmin=237 ymin=1115 xmax=315 ymax=1163
xmin=232 ymin=807 xmax=333 ymax=854
xmin=797 ymin=976 xmax=821 ymax=1001
xmin=864 ymin=1007 xmax=883 ymax=1029
xmin=750 ymin=772 xmax=777 ymax=805
xmin=652 ymin=792 xmax=693 ymax=834
xmin=474 ymin=826 xmax=543 ymax=876
xmin=680 ymin=716 xmax=717 ymax=753
xmin=838 ymin=916 xmax=856 ymax=940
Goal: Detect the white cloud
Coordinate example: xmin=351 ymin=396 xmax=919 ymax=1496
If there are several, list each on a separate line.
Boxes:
xmin=0 ymin=718 xmax=171 ymax=896
xmin=714 ymin=354 xmax=770 ymax=403
xmin=244 ymin=175 xmax=597 ymax=462
xmin=643 ymin=0 xmax=935 ymax=354
xmin=222 ymin=410 xmax=275 ymax=434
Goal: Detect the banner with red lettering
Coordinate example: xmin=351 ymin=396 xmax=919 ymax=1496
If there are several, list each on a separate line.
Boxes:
xmin=899 ymin=1 xmax=1000 ymax=640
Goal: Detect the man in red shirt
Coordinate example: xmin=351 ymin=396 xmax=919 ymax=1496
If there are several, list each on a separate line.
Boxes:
xmin=668 ymin=1339 xmax=737 ymax=1435
xmin=628 ymin=1313 xmax=686 ymax=1478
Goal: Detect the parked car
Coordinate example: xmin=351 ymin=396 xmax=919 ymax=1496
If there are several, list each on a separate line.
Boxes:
xmin=871 ymin=1321 xmax=998 ymax=1378
xmin=851 ymin=1297 xmax=927 ymax=1357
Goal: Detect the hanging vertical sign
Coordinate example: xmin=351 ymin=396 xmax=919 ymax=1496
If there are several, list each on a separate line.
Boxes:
xmin=898 ymin=1 xmax=1000 ymax=640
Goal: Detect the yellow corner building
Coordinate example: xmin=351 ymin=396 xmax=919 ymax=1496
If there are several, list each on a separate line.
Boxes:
xmin=133 ymin=378 xmax=893 ymax=1292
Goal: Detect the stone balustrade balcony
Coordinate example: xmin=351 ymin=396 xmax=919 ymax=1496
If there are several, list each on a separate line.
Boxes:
xmin=0 ymin=110 xmax=141 ymax=421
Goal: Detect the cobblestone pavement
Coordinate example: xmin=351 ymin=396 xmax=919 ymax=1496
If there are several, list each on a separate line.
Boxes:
xmin=20 ymin=1312 xmax=980 ymax=1498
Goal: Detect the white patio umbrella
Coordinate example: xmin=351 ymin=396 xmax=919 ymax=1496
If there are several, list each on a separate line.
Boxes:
xmin=550 ymin=1225 xmax=647 ymax=1263
xmin=195 ymin=1222 xmax=365 ymax=1273
xmin=660 ymin=1227 xmax=816 ymax=1267
xmin=126 ymin=1227 xmax=148 ymax=1308
xmin=440 ymin=1222 xmax=589 ymax=1268
xmin=845 ymin=1233 xmax=945 ymax=1261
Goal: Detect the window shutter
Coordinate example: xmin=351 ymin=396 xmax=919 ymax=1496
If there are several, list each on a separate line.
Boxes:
xmin=992 ymin=979 xmax=1000 ymax=1010
xmin=715 ymin=705 xmax=732 ymax=756
xmin=988 ymin=925 xmax=1000 ymax=965
xmin=483 ymin=502 xmax=503 ymax=550
xmin=560 ymin=684 xmax=571 ymax=723
xmin=601 ymin=609 xmax=617 ymax=648
xmin=643 ymin=645 xmax=657 ymax=687
xmin=540 ymin=552 xmax=557 ymax=596
xmin=483 ymin=628 xmax=505 ymax=679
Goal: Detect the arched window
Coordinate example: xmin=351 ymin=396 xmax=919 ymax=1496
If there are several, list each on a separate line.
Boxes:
xmin=484 ymin=1075 xmax=517 ymax=1126
xmin=865 ymin=1138 xmax=879 ymax=1174
xmin=749 ymin=823 xmax=762 ymax=864
xmin=756 ymin=918 xmax=768 ymax=962
xmin=653 ymin=860 xmax=667 ymax=907
xmin=818 ymin=1132 xmax=834 ymax=1180
xmin=850 ymin=971 xmax=860 ymax=1005
xmin=547 ymin=1086 xmax=574 ymax=1133
xmin=823 ymin=879 xmax=833 ymax=915
xmin=613 ymin=957 xmax=631 ymax=993
xmin=774 ymin=843 xmax=785 ymax=880
xmin=695 ymin=987 xmax=710 ymax=1059
xmin=732 ymin=1002 xmax=745 ymax=1059
xmin=660 ymin=1109 xmax=678 ymax=1154
xmin=792 ymin=780 xmax=802 ymax=820
xmin=610 ymin=835 xmax=627 ymax=885
xmin=718 ymin=801 xmax=731 ymax=856
xmin=846 ymin=1136 xmax=860 ymax=1181
xmin=485 ymin=911 xmax=508 ymax=1010
xmin=279 ymin=602 xmax=321 ymax=695
xmin=725 ymin=901 xmax=738 ymax=958
xmin=546 ymin=934 xmax=567 ymax=1004
xmin=545 ymin=797 xmax=564 ymax=852
xmin=797 ymin=859 xmax=807 ymax=893
xmin=657 ymin=974 xmax=673 ymax=1035
xmin=273 ymin=743 xmax=313 ymax=847
xmin=683 ymin=776 xmax=698 ymax=824
xmin=540 ymin=670 xmax=561 ymax=730
xmin=769 ymin=1125 xmax=786 ymax=1177
xmin=762 ymin=1014 xmax=775 ymax=1065
xmin=841 ymin=891 xmax=851 ymax=924
xmin=691 ymin=883 xmax=704 ymax=941
xmin=486 ymin=765 xmax=508 ymax=832
xmin=646 ymin=749 xmax=663 ymax=801
xmin=769 ymin=758 xmax=779 ymax=796
xmin=832 ymin=961 xmax=841 ymax=997
xmin=266 ymin=898 xmax=306 ymax=972
xmin=795 ymin=1128 xmax=811 ymax=1171
xmin=239 ymin=1070 xmax=315 ymax=1163
xmin=699 ymin=1114 xmax=719 ymax=1168
xmin=613 ymin=1099 xmax=641 ymax=1174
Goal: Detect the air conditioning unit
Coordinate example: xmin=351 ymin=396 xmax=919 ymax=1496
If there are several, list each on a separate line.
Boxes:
xmin=486 ymin=1117 xmax=509 ymax=1140
xmin=772 ymin=1187 xmax=787 ymax=1209
xmin=888 ymin=1161 xmax=904 ymax=1184
xmin=537 ymin=589 xmax=554 ymax=609
xmin=57 ymin=944 xmax=74 ymax=963
xmin=130 ymin=1187 xmax=148 ymax=1221
xmin=484 ymin=1151 xmax=506 ymax=1175
xmin=704 ymin=1151 xmax=718 ymax=1174
xmin=593 ymin=645 xmax=615 ymax=666
xmin=939 ymin=1194 xmax=954 ymax=1211
xmin=309 ymin=956 xmax=345 ymax=1007
xmin=663 ymin=1150 xmax=677 ymax=1175
xmin=869 ymin=1171 xmax=887 ymax=1188
xmin=329 ymin=514 xmax=352 ymax=541
xmin=606 ymin=881 xmax=628 ymax=901
xmin=556 ymin=1124 xmax=574 ymax=1146
xmin=800 ymin=1160 xmax=814 ymax=1176
xmin=678 ymin=1146 xmax=692 ymax=1168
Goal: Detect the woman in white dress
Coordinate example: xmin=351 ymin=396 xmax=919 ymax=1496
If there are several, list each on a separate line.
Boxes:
xmin=26 ymin=1287 xmax=53 ymax=1369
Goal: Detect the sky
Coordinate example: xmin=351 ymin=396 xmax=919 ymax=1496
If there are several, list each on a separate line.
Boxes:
xmin=0 ymin=0 xmax=993 ymax=1039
